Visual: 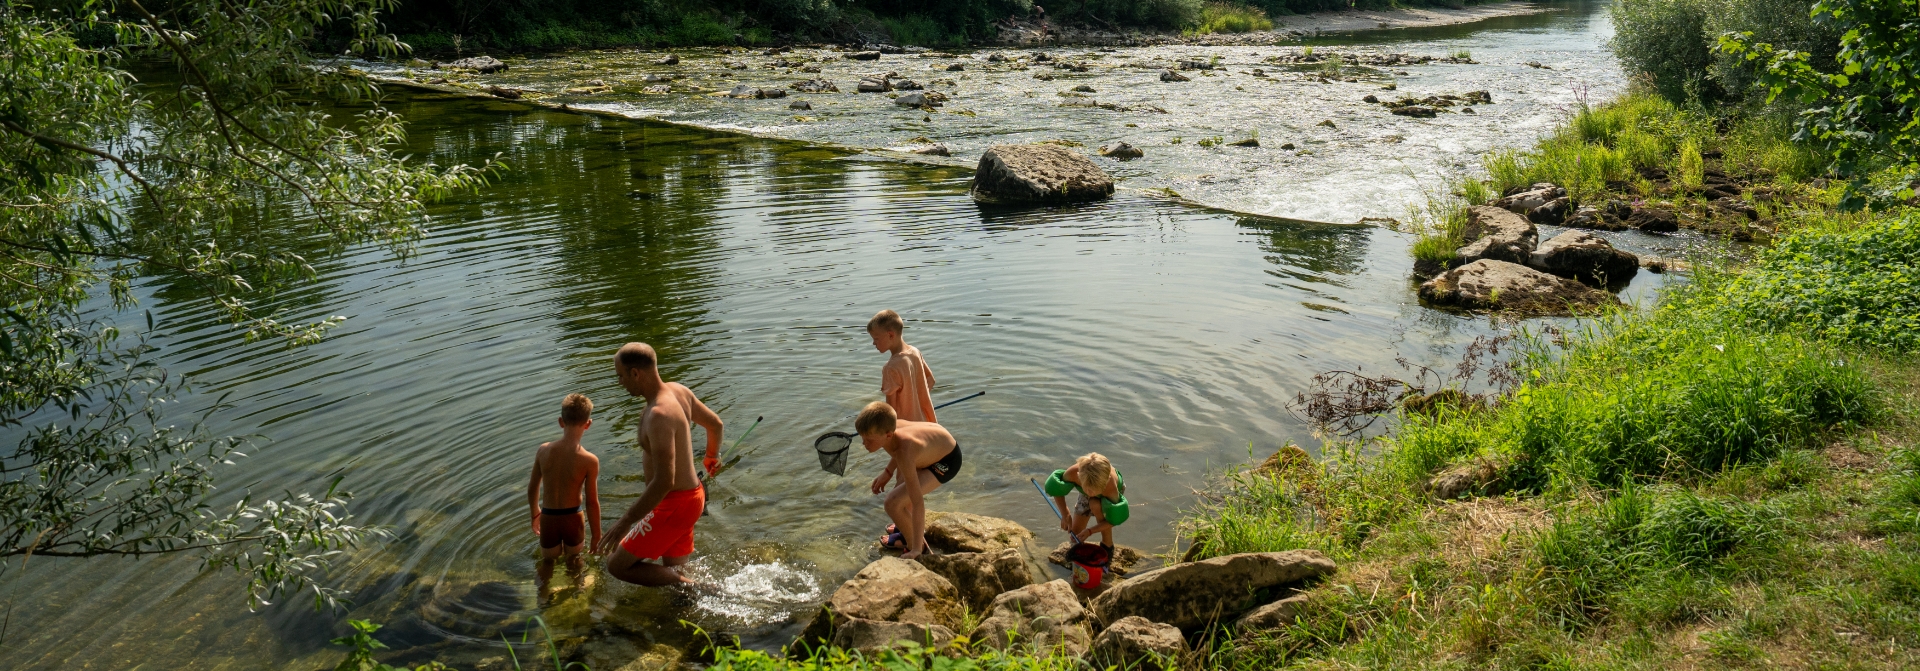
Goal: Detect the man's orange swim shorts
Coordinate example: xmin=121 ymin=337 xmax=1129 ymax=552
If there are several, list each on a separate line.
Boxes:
xmin=619 ymin=486 xmax=703 ymax=560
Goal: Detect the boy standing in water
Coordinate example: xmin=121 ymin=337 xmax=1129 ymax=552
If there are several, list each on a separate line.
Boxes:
xmin=868 ymin=310 xmax=938 ymax=423
xmin=527 ymin=393 xmax=603 ymax=598
xmin=598 ymin=342 xmax=724 ymax=587
xmin=859 ymin=401 xmax=960 ymax=559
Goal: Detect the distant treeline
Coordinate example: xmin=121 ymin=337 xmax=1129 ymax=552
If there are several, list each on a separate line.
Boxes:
xmin=378 ymin=0 xmax=1505 ymax=52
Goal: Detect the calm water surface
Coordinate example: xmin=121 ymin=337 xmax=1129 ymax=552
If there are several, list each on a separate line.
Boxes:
xmin=6 ymin=5 xmax=1706 ymax=669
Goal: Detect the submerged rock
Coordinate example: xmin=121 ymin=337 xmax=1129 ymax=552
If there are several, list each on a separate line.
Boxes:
xmin=969 ymin=144 xmax=1115 ymax=205
xmin=1391 ymin=105 xmax=1437 ymax=118
xmin=1159 ymin=70 xmax=1190 ymax=82
xmin=1091 ymin=616 xmax=1185 ymax=670
xmin=856 ymin=76 xmax=891 ymax=93
xmin=439 ymin=56 xmax=507 ymax=73
xmin=1529 ymin=230 xmax=1639 ymax=287
xmin=1099 ymin=141 xmax=1144 ymax=159
xmin=1089 ymin=550 xmax=1336 ymax=630
xmin=1417 ymin=260 xmax=1619 ymax=315
xmin=894 ymin=92 xmax=939 ymax=107
xmin=484 ymin=85 xmax=522 ymax=100
xmin=847 ymin=50 xmax=883 ymax=61
xmin=789 ymin=100 xmax=812 ymax=110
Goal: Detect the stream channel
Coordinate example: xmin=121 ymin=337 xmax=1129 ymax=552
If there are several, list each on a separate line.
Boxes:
xmin=5 ymin=3 xmax=1721 ymax=669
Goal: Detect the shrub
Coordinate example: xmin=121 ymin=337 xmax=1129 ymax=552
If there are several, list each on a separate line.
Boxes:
xmin=1191 ymin=2 xmax=1273 ymax=33
xmin=1675 ymin=137 xmax=1705 ymax=190
xmin=880 ymin=14 xmax=958 ymax=46
xmin=1611 ymin=0 xmax=1717 ymax=103
xmin=1716 ymin=211 xmax=1920 ymax=351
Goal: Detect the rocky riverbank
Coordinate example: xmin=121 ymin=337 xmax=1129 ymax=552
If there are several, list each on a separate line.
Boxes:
xmin=985 ymin=2 xmax=1552 ymax=47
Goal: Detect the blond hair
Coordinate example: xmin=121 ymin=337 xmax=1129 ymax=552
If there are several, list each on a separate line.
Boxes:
xmin=854 ymin=401 xmax=897 ymax=435
xmin=866 ymin=309 xmax=905 ymax=334
xmin=1076 ymin=453 xmax=1114 ymax=494
xmin=560 ymin=393 xmax=593 ymax=425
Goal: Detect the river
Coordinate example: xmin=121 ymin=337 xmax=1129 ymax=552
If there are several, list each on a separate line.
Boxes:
xmin=4 ymin=3 xmax=1690 ymax=669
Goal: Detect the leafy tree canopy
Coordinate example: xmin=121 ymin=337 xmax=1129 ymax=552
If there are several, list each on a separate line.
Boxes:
xmin=1 ymin=0 xmax=493 ymax=608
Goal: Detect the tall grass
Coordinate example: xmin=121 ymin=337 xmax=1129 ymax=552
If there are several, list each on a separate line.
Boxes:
xmin=1189 ymin=2 xmax=1274 ymax=34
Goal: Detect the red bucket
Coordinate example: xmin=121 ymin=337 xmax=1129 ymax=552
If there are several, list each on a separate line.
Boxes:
xmin=1067 ymin=542 xmax=1112 ymax=590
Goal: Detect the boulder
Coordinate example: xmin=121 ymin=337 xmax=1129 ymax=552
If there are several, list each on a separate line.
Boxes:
xmin=642 ymin=73 xmax=674 ymax=83
xmin=1527 ymin=196 xmax=1570 ymax=225
xmin=1391 ymin=105 xmax=1437 ymax=118
xmin=894 ymin=92 xmax=938 ymax=107
xmin=970 ymin=145 xmax=1114 ymax=205
xmin=1089 ymin=550 xmax=1336 ymax=630
xmin=1417 ymin=260 xmax=1619 ymax=316
xmin=925 ymin=511 xmax=1036 ymax=553
xmin=789 ymin=100 xmax=812 ymax=111
xmin=973 ymin=580 xmax=1093 ymax=655
xmin=1090 ymin=616 xmax=1185 ymax=670
xmin=484 ymin=85 xmax=522 ymax=100
xmin=654 ymin=54 xmax=679 ymax=66
xmin=1493 ymin=183 xmax=1567 ymax=219
xmin=830 ymin=618 xmax=955 ymax=655
xmin=947 ymin=62 xmax=966 ymax=71
xmin=440 ymin=56 xmax=507 ymax=73
xmin=916 ymin=549 xmax=1035 ymax=612
xmin=1099 ymin=141 xmax=1144 ymax=159
xmin=1072 ymin=84 xmax=1096 ymax=93
xmin=1464 ymin=90 xmax=1494 ymax=104
xmin=727 ymin=84 xmax=766 ymax=99
xmin=857 ymin=77 xmax=891 ymax=93
xmin=1255 ymin=444 xmax=1318 ymax=486
xmin=1626 ymin=206 xmax=1679 ymax=232
xmin=828 ymin=557 xmax=960 ymax=626
xmin=1529 ymin=230 xmax=1639 ymax=287
xmin=1454 ymin=206 xmax=1537 ymax=265
xmin=790 ymin=79 xmax=838 ymax=93
xmin=1159 ymin=70 xmax=1190 ymax=82
xmin=847 ymin=51 xmax=883 ymax=61
xmin=1235 ymin=593 xmax=1310 ymax=632
xmin=893 ymin=79 xmax=924 ymax=90
xmin=1562 ymin=205 xmax=1630 ymax=231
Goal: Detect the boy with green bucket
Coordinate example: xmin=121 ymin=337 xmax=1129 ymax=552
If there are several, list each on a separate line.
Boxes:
xmin=1044 ymin=452 xmax=1129 ymax=549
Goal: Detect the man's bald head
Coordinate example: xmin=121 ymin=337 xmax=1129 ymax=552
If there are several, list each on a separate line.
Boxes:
xmin=616 ymin=342 xmax=657 ymax=372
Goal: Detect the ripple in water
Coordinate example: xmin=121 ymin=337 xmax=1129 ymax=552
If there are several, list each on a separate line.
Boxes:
xmin=685 ymin=559 xmax=824 ymax=626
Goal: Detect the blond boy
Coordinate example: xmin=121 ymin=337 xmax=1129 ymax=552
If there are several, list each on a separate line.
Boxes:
xmin=868 ymin=310 xmax=938 ymax=423
xmin=527 ymin=393 xmax=603 ymax=595
xmin=858 ymin=401 xmax=960 ymax=560
xmin=1043 ymin=452 xmax=1129 ymax=548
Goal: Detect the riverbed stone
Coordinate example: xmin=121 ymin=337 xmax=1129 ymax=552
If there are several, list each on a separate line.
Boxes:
xmin=828 ymin=557 xmax=961 ymax=626
xmin=1391 ymin=105 xmax=1437 ymax=118
xmin=1235 ymin=593 xmax=1310 ymax=632
xmin=439 ymin=56 xmax=507 ymax=73
xmin=1493 ymin=183 xmax=1567 ymax=220
xmin=857 ymin=76 xmax=891 ymax=93
xmin=1090 ymin=616 xmax=1185 ymax=670
xmin=789 ymin=100 xmax=812 ymax=110
xmin=925 ymin=511 xmax=1036 ymax=553
xmin=848 ymin=51 xmax=882 ymax=60
xmin=1089 ymin=550 xmax=1336 ymax=630
xmin=830 ymin=618 xmax=956 ymax=655
xmin=1627 ymin=206 xmax=1680 ymax=232
xmin=1529 ymin=230 xmax=1639 ymax=287
xmin=1454 ymin=206 xmax=1538 ymax=265
xmin=1417 ymin=259 xmax=1619 ymax=315
xmin=894 ymin=92 xmax=938 ymax=107
xmin=969 ymin=144 xmax=1115 ymax=205
xmin=790 ymin=78 xmax=838 ymax=93
xmin=653 ymin=54 xmax=679 ymax=66
xmin=1099 ymin=141 xmax=1144 ymax=159
xmin=1563 ymin=205 xmax=1630 ymax=231
xmin=973 ymin=580 xmax=1093 ymax=655
xmin=1159 ymin=69 xmax=1190 ymax=82
xmin=916 ymin=548 xmax=1036 ymax=612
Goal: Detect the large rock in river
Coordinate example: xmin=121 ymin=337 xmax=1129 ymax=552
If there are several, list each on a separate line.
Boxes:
xmin=1528 ymin=230 xmax=1639 ymax=287
xmin=925 ymin=511 xmax=1036 ymax=553
xmin=1090 ymin=616 xmax=1186 ymax=670
xmin=1418 ymin=259 xmax=1619 ymax=315
xmin=972 ymin=580 xmax=1093 ymax=655
xmin=439 ymin=56 xmax=507 ymax=73
xmin=1089 ymin=550 xmax=1336 ymax=630
xmin=1455 ymin=206 xmax=1538 ymax=265
xmin=969 ymin=144 xmax=1115 ymax=205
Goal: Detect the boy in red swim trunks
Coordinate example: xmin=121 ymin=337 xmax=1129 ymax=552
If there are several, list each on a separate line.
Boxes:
xmin=597 ymin=343 xmax=725 ymax=587
xmin=527 ymin=393 xmax=602 ymax=599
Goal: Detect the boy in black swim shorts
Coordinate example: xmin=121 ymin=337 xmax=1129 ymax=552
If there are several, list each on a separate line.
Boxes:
xmin=527 ymin=393 xmax=602 ymax=599
xmin=857 ymin=401 xmax=960 ymax=560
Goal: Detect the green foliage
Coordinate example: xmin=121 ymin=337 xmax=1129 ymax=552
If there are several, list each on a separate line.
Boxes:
xmin=708 ymin=643 xmax=1083 ymax=670
xmin=1190 ymin=2 xmax=1272 ymax=34
xmin=1534 ymin=486 xmax=1782 ymax=620
xmin=2 ymin=0 xmax=485 ymax=607
xmin=1715 ymin=211 xmax=1920 ymax=351
xmin=880 ymin=15 xmax=961 ymax=47
xmin=1611 ymin=0 xmax=1718 ymax=103
xmin=1720 ymin=0 xmax=1920 ymax=209
xmin=1676 ymin=137 xmax=1706 ymax=190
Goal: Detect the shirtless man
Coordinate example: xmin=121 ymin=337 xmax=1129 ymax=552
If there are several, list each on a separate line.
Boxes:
xmin=596 ymin=342 xmax=724 ymax=587
xmin=526 ymin=393 xmax=602 ymax=598
xmin=858 ymin=401 xmax=960 ymax=560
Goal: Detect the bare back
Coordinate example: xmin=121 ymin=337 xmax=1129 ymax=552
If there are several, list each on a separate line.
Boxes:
xmin=888 ymin=420 xmax=956 ymax=470
xmin=536 ymin=442 xmax=600 ymax=508
xmin=639 ymin=382 xmax=705 ymax=493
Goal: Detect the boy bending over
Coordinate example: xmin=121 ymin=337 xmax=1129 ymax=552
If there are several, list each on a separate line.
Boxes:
xmin=527 ymin=393 xmax=602 ymax=598
xmin=1043 ymin=452 xmax=1129 ymax=549
xmin=859 ymin=401 xmax=960 ymax=559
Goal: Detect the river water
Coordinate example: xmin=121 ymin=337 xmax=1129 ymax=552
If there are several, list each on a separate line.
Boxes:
xmin=5 ymin=4 xmax=1693 ymax=669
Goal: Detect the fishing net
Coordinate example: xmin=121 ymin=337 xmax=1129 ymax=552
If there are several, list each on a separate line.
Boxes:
xmin=814 ymin=432 xmax=854 ymax=475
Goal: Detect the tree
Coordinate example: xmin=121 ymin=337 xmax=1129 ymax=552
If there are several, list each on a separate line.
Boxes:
xmin=1 ymin=0 xmax=494 ymax=609
xmin=1719 ymin=0 xmax=1920 ymax=209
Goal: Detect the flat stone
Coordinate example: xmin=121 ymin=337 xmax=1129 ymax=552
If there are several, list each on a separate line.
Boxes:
xmin=969 ymin=144 xmax=1115 ymax=205
xmin=1417 ymin=259 xmax=1619 ymax=316
xmin=1089 ymin=550 xmax=1336 ymax=630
